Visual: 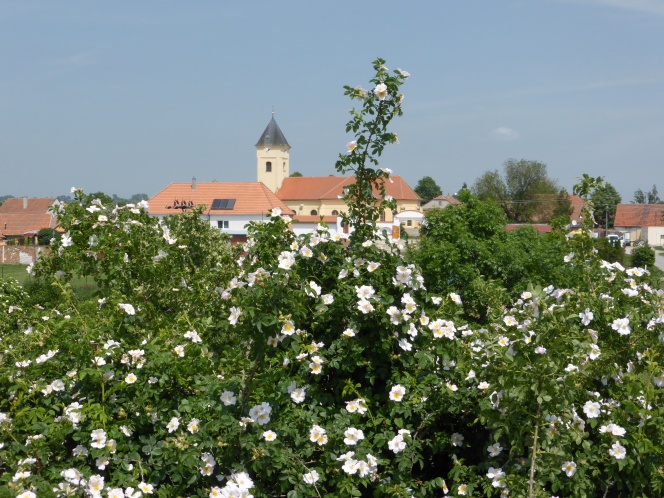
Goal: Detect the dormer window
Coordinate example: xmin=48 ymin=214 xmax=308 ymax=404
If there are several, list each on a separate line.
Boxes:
xmin=266 ymin=162 xmax=272 ymax=172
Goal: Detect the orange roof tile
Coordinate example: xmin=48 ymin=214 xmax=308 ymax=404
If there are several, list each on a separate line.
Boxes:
xmin=148 ymin=182 xmax=294 ymax=216
xmin=614 ymin=204 xmax=664 ymax=227
xmin=0 ymin=198 xmax=58 ymax=237
xmin=569 ymin=194 xmax=585 ymax=225
xmin=276 ymin=176 xmax=420 ymax=202
xmin=432 ymin=195 xmax=461 ymax=205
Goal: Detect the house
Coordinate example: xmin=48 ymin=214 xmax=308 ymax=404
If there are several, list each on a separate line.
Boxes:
xmin=148 ymin=181 xmax=294 ymax=243
xmin=421 ymin=195 xmax=461 ymax=211
xmin=275 ymin=175 xmax=421 ymax=235
xmin=0 ymin=197 xmax=59 ymax=244
xmin=614 ymin=204 xmax=664 ymax=247
xmin=150 ymin=114 xmax=421 ymax=239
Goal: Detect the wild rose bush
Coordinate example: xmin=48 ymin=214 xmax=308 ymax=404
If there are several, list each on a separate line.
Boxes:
xmin=1 ymin=59 xmax=663 ymax=498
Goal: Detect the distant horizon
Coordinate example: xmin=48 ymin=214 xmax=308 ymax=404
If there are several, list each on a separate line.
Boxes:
xmin=2 ymin=1 xmax=662 ymax=203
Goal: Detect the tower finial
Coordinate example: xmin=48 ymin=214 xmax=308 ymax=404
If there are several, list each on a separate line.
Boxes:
xmin=272 ymin=106 xmax=275 ymax=116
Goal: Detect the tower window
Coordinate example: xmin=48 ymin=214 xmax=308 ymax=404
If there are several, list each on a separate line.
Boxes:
xmin=266 ymin=161 xmax=272 ymax=172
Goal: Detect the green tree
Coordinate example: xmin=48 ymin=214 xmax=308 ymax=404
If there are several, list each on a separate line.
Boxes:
xmin=633 ymin=185 xmax=660 ymax=204
xmin=472 ymin=160 xmax=560 ymax=222
xmin=411 ymin=190 xmax=571 ymax=322
xmin=414 ymin=176 xmax=443 ymax=204
xmin=503 ymin=158 xmax=559 ymax=222
xmin=591 ymin=182 xmax=621 ymax=229
xmin=289 ymin=171 xmax=303 ymax=177
xmin=631 ymin=244 xmax=656 ymax=268
xmin=36 ymin=227 xmax=59 ymax=246
xmin=551 ymin=188 xmax=573 ymax=221
xmin=471 ymin=169 xmax=506 ymax=204
xmin=129 ymin=193 xmax=149 ymax=203
xmin=647 ymin=184 xmax=661 ymax=204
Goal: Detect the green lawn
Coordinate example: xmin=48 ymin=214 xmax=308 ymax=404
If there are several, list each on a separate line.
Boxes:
xmin=0 ymin=264 xmax=31 ymax=283
xmin=1 ymin=264 xmax=98 ymax=299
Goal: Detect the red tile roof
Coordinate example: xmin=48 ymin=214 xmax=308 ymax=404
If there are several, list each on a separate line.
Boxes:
xmin=614 ymin=204 xmax=664 ymax=227
xmin=432 ymin=195 xmax=461 ymax=205
xmin=569 ymin=194 xmax=585 ymax=225
xmin=0 ymin=198 xmax=58 ymax=237
xmin=276 ymin=176 xmax=420 ymax=202
xmin=148 ymin=182 xmax=294 ymax=216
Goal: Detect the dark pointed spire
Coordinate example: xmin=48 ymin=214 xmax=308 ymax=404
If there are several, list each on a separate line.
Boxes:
xmin=255 ymin=115 xmax=290 ymax=148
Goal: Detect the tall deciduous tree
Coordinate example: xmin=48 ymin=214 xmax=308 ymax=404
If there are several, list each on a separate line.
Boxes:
xmin=471 ymin=170 xmax=506 ymax=203
xmin=591 ymin=182 xmax=621 ymax=229
xmin=414 ymin=176 xmax=443 ymax=204
xmin=633 ymin=184 xmax=661 ymax=204
xmin=647 ymin=184 xmax=660 ymax=204
xmin=472 ymin=159 xmax=561 ymax=222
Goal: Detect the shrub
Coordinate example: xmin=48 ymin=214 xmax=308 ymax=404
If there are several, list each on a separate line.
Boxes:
xmin=1 ymin=61 xmax=663 ymax=498
xmin=631 ymin=244 xmax=656 ymax=269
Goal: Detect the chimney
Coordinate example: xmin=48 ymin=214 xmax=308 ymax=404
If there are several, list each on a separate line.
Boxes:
xmin=23 ymin=197 xmax=28 ymax=209
xmin=192 ymin=177 xmax=196 ymax=190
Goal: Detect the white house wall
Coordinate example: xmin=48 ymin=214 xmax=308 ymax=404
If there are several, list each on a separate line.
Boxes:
xmin=647 ymin=227 xmax=664 ymax=247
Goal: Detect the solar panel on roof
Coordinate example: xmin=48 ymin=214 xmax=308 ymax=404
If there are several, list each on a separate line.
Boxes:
xmin=210 ymin=199 xmax=236 ymax=210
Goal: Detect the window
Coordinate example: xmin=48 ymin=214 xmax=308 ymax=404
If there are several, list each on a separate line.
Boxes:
xmin=331 ymin=210 xmax=339 ymax=216
xmin=310 ymin=210 xmax=318 ymax=216
xmin=407 ymin=220 xmax=413 ymax=227
xmin=211 ymin=199 xmax=236 ymax=210
xmin=217 ymin=220 xmax=229 ymax=229
xmin=266 ymin=161 xmax=272 ymax=172
xmin=379 ymin=211 xmax=386 ymax=222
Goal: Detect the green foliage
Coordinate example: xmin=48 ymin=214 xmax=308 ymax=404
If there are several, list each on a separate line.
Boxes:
xmin=473 ymin=160 xmax=562 ymax=222
xmin=1 ymin=61 xmax=663 ymax=498
xmin=593 ymin=238 xmax=625 ymax=265
xmin=37 ymin=227 xmax=59 ymax=246
xmin=334 ymin=58 xmax=408 ymax=242
xmin=631 ymin=245 xmax=656 ymax=268
xmin=412 ymin=191 xmax=572 ymax=322
xmin=414 ymin=176 xmax=443 ymax=204
xmin=591 ymin=182 xmax=621 ymax=229
xmin=633 ymin=184 xmax=661 ymax=204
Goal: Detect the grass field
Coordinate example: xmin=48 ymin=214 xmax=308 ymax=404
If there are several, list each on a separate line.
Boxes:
xmin=1 ymin=263 xmax=98 ymax=299
xmin=0 ymin=264 xmax=31 ymax=283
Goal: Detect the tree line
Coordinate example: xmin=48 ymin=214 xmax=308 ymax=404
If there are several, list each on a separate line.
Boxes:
xmin=0 ymin=192 xmax=149 ymax=208
xmin=415 ymin=161 xmax=661 ymax=229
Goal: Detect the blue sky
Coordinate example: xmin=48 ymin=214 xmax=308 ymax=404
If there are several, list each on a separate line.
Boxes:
xmin=1 ymin=0 xmax=663 ymax=201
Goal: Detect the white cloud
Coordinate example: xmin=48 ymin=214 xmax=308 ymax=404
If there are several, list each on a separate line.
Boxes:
xmin=490 ymin=127 xmax=521 ymax=141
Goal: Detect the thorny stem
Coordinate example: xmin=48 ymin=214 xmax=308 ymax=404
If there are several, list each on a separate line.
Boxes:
xmin=602 ymin=481 xmax=613 ymax=498
xmin=239 ymin=343 xmax=265 ymax=415
xmin=528 ymin=404 xmax=541 ymax=498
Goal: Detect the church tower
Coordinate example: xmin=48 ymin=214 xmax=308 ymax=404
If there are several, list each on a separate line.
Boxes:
xmin=256 ymin=113 xmax=290 ymax=193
